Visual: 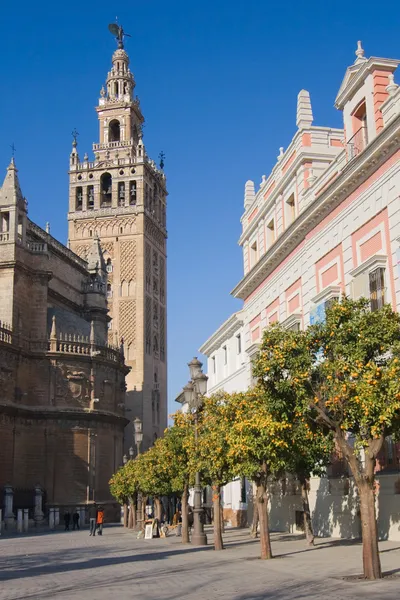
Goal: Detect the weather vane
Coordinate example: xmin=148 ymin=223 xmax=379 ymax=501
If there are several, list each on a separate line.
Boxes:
xmin=108 ymin=22 xmax=131 ymax=49
xmin=159 ymin=151 xmax=165 ymax=170
xmin=10 ymin=143 xmax=16 ymax=158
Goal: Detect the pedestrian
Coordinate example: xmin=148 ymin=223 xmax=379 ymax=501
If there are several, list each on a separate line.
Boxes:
xmin=64 ymin=510 xmax=71 ymax=531
xmin=96 ymin=506 xmax=104 ymax=536
xmin=72 ymin=510 xmax=80 ymax=531
xmin=89 ymin=503 xmax=97 ymax=536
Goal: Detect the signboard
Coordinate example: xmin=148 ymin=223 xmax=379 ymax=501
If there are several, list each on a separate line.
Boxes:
xmin=144 ymin=523 xmax=153 ymax=539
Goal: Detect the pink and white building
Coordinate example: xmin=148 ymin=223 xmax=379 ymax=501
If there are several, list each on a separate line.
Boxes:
xmin=200 ymin=42 xmax=400 ymax=539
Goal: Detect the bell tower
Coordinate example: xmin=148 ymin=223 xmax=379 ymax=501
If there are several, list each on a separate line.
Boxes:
xmin=68 ymin=27 xmax=167 ymax=450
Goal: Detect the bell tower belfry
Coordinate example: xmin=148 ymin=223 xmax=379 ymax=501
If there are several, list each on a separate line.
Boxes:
xmin=68 ymin=28 xmax=168 ymax=450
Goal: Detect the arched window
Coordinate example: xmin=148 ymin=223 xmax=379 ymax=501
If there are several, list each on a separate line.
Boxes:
xmin=109 ymin=120 xmax=120 ymax=142
xmin=100 ymin=173 xmax=112 ymax=207
xmin=129 ymin=181 xmax=137 ymax=206
xmin=107 ymin=283 xmax=112 ymax=298
xmin=118 ymin=182 xmax=125 ymax=206
xmin=106 ymin=258 xmax=112 ymax=273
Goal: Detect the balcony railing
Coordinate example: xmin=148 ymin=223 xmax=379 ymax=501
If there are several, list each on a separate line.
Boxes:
xmin=0 ymin=232 xmax=10 ymax=242
xmin=347 ymin=126 xmax=368 ymax=161
xmin=92 ymin=139 xmax=134 ymax=151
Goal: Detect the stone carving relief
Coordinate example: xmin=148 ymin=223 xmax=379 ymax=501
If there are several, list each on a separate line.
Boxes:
xmin=55 ymin=365 xmax=90 ymax=406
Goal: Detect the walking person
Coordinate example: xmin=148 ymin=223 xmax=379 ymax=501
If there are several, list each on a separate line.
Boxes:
xmin=64 ymin=510 xmax=71 ymax=532
xmin=72 ymin=510 xmax=80 ymax=531
xmin=96 ymin=506 xmax=104 ymax=536
xmin=89 ymin=503 xmax=97 ymax=536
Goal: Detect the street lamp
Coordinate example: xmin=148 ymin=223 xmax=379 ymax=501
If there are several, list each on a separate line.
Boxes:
xmin=186 ymin=357 xmax=208 ymax=546
xmin=133 ymin=417 xmax=143 ymax=456
xmin=123 ymin=454 xmax=128 ymax=465
xmin=133 ymin=417 xmax=143 ymax=530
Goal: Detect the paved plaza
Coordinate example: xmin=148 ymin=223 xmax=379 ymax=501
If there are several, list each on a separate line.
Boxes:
xmin=0 ymin=526 xmax=399 ymax=600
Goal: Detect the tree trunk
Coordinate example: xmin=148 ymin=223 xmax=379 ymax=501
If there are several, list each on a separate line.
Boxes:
xmin=181 ymin=483 xmax=190 ymax=543
xmin=299 ymin=476 xmax=314 ymax=546
xmin=250 ymin=482 xmax=259 ymax=538
xmin=358 ymin=480 xmax=382 ymax=579
xmin=220 ymin=500 xmax=225 ymax=533
xmin=141 ymin=495 xmax=148 ymax=531
xmin=123 ymin=502 xmax=128 ymax=528
xmin=335 ymin=431 xmax=383 ymax=579
xmin=154 ymin=496 xmax=162 ymax=521
xmin=128 ymin=496 xmax=135 ymax=529
xmin=256 ymin=464 xmax=272 ymax=559
xmin=212 ymin=485 xmax=224 ymax=550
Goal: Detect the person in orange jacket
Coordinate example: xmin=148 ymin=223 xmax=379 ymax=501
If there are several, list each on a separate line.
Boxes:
xmin=96 ymin=506 xmax=104 ymax=535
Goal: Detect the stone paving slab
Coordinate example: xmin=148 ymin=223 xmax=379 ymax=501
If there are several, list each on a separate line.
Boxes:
xmin=0 ymin=526 xmax=399 ymax=600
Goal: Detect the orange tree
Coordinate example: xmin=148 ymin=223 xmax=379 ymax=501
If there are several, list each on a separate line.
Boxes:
xmin=134 ymin=439 xmax=173 ymax=521
xmin=255 ymin=298 xmax=400 ymax=579
xmin=109 ymin=458 xmax=140 ymax=527
xmin=253 ymin=325 xmax=334 ymax=546
xmin=196 ymin=393 xmax=237 ymax=550
xmin=227 ymin=390 xmax=291 ymax=559
xmin=163 ymin=412 xmax=196 ymax=543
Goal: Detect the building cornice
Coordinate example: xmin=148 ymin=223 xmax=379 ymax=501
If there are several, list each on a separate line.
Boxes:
xmin=0 ymin=403 xmax=129 ymax=427
xmin=240 ymin=126 xmax=344 ymax=232
xmin=232 ymin=114 xmax=400 ymax=301
xmin=199 ymin=310 xmax=243 ymax=356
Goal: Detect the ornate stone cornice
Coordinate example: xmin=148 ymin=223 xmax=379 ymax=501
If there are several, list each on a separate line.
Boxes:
xmin=232 ymin=114 xmax=400 ymax=301
xmin=199 ymin=311 xmax=244 ymax=356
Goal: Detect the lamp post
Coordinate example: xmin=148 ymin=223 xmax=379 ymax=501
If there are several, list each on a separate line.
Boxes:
xmin=133 ymin=417 xmax=143 ymax=530
xmin=183 ymin=357 xmax=208 ymax=546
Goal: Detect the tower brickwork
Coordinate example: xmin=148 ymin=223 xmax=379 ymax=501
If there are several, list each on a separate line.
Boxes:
xmin=68 ymin=41 xmax=167 ymax=450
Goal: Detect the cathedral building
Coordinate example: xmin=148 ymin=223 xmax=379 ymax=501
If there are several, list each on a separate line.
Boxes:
xmin=0 ymin=28 xmax=167 ymax=524
xmin=67 ymin=33 xmax=168 ymax=451
xmin=0 ymin=158 xmax=129 ymax=521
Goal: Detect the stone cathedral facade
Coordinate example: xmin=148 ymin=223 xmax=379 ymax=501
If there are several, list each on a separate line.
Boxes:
xmin=67 ymin=39 xmax=168 ymax=450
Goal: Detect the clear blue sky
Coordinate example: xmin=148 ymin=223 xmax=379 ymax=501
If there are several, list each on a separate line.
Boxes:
xmin=1 ymin=1 xmax=400 ymax=414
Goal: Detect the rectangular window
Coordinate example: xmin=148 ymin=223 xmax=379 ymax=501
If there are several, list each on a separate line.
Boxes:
xmin=266 ymin=219 xmax=275 ymax=247
xmin=286 ymin=194 xmax=295 ymax=225
xmin=118 ymin=182 xmax=125 ymax=207
xmin=240 ymin=477 xmax=247 ymax=504
xmin=236 ymin=334 xmax=242 ymax=355
xmin=369 ymin=267 xmax=385 ymax=312
xmin=76 ymin=187 xmax=83 ymax=210
xmin=87 ymin=186 xmax=94 ymax=209
xmin=250 ymin=240 xmax=258 ymax=268
xmin=130 ymin=181 xmax=137 ymax=206
xmin=223 ymin=345 xmax=227 ymax=365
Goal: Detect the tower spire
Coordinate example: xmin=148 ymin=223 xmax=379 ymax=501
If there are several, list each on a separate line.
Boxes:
xmin=0 ymin=158 xmax=24 ymax=207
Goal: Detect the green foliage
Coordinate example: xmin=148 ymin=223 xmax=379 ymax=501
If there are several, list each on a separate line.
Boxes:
xmin=196 ymin=393 xmax=237 ymax=487
xmin=109 ymin=459 xmax=140 ymax=503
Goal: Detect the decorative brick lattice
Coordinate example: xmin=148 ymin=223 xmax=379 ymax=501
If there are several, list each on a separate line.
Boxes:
xmin=153 ymin=299 xmax=159 ymax=330
xmin=119 ymin=300 xmax=136 ymax=346
xmin=120 ymin=240 xmax=137 ymax=281
xmin=145 ymin=217 xmax=165 ymax=250
xmin=145 ymin=295 xmax=152 ymax=354
xmin=145 ymin=243 xmax=151 ymax=293
xmin=160 ymin=306 xmax=165 ymax=362
xmin=101 ymin=241 xmax=114 ymax=258
xmin=75 ymin=244 xmax=90 ymax=260
xmin=159 ymin=257 xmax=165 ymax=305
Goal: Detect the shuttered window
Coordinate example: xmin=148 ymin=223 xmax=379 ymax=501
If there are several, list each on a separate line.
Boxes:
xmin=369 ymin=267 xmax=385 ymax=312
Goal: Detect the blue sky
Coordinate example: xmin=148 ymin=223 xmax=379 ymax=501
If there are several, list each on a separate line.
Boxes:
xmin=1 ymin=1 xmax=400 ymax=413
